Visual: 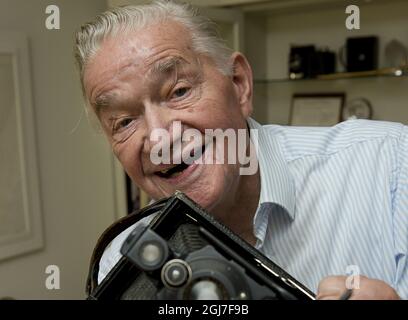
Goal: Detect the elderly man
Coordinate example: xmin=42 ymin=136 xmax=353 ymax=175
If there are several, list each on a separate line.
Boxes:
xmin=75 ymin=0 xmax=406 ymax=299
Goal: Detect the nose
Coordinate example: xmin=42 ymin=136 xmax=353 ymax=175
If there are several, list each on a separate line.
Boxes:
xmin=142 ymin=101 xmax=179 ymax=155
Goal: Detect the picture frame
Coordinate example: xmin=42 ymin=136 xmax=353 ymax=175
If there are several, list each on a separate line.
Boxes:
xmin=0 ymin=32 xmax=44 ymax=261
xmin=290 ymin=93 xmax=345 ymax=126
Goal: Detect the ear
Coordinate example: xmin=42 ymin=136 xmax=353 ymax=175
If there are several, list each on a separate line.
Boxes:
xmin=230 ymin=52 xmax=253 ymax=119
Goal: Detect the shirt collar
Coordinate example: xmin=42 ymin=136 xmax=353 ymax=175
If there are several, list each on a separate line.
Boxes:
xmin=247 ymin=118 xmax=296 ymax=244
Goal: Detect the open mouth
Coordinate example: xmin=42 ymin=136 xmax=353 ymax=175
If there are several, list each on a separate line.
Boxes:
xmin=154 ymin=144 xmax=206 ymax=179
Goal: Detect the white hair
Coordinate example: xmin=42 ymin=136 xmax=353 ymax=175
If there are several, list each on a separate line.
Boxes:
xmin=74 ymin=0 xmax=234 ymax=94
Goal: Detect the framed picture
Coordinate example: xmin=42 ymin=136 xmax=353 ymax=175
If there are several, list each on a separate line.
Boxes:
xmin=0 ymin=33 xmax=44 ymax=261
xmin=290 ymin=93 xmax=345 ymax=126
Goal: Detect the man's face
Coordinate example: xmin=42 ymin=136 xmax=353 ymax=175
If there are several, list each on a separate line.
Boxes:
xmin=84 ymin=21 xmax=252 ymax=213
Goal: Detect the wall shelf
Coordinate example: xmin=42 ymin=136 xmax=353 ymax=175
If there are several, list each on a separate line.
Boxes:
xmin=254 ymin=67 xmax=408 ymax=84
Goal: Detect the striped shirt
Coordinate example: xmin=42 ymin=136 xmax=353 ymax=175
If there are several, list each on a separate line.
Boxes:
xmin=248 ymin=118 xmax=408 ymax=298
xmin=98 ymin=118 xmax=408 ymax=299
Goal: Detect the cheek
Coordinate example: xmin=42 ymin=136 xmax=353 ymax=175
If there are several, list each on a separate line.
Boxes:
xmin=112 ymin=140 xmax=143 ymax=178
xmin=185 ymin=100 xmax=240 ymax=133
xmin=195 ymin=95 xmax=245 ymax=130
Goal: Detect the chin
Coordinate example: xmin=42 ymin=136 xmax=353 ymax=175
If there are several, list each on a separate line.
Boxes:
xmin=183 ymin=183 xmax=224 ymax=213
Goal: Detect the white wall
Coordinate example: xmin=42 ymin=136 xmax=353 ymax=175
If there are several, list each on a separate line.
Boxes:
xmin=0 ymin=0 xmax=126 ymax=299
xmin=247 ymin=1 xmax=408 ymax=125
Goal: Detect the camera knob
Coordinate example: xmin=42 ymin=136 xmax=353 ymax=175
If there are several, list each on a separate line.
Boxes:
xmin=161 ymin=259 xmax=192 ymax=288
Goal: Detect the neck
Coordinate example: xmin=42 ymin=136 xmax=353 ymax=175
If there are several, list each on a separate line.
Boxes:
xmin=212 ymin=167 xmax=260 ymax=246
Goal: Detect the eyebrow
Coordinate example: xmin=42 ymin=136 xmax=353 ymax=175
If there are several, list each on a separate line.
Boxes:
xmin=93 ymin=92 xmax=117 ymax=115
xmin=150 ymin=56 xmax=186 ymax=76
xmin=92 ymin=56 xmax=192 ymax=114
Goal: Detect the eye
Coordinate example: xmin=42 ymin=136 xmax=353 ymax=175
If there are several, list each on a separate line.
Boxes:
xmin=113 ymin=117 xmax=134 ymax=132
xmin=110 ymin=116 xmax=140 ymax=143
xmin=171 ymin=86 xmax=190 ymax=99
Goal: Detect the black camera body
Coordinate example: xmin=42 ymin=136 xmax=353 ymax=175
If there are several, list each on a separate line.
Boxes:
xmin=346 ymin=36 xmax=378 ymax=72
xmin=88 ymin=192 xmax=314 ymax=300
xmin=289 ymin=45 xmax=336 ymax=79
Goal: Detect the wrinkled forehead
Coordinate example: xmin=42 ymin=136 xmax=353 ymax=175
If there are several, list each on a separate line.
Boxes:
xmin=84 ymin=21 xmax=207 ymax=110
xmin=84 ymin=21 xmax=197 ymax=79
xmin=83 ymin=21 xmax=202 ymax=104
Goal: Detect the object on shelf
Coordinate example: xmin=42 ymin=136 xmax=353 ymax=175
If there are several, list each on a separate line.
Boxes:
xmin=313 ymin=48 xmax=336 ymax=76
xmin=340 ymin=36 xmax=379 ymax=72
xmin=289 ymin=45 xmax=315 ymax=79
xmin=289 ymin=45 xmax=336 ymax=79
xmin=342 ymin=98 xmax=373 ymax=121
xmin=385 ymin=39 xmax=408 ymax=68
xmin=290 ymin=93 xmax=345 ymax=127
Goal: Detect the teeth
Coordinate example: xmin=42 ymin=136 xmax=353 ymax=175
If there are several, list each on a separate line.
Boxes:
xmin=157 ymin=167 xmax=182 ymax=177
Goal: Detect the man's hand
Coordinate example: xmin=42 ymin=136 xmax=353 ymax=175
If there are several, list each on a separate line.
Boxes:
xmin=316 ymin=275 xmax=401 ymax=300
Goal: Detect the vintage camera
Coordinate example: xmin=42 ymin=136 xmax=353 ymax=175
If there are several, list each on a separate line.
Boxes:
xmin=345 ymin=36 xmax=378 ymax=72
xmin=88 ymin=192 xmax=314 ymax=300
xmin=289 ymin=45 xmax=336 ymax=79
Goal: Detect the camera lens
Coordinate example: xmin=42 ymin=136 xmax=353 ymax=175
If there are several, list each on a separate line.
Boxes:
xmin=190 ymin=280 xmax=224 ymax=300
xmin=161 ymin=259 xmax=191 ymax=288
xmin=139 ymin=242 xmax=163 ymax=267
xmin=122 ymin=227 xmax=170 ymax=271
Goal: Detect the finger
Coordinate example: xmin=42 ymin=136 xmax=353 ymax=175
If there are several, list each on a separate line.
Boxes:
xmin=316 ymin=275 xmax=347 ymax=300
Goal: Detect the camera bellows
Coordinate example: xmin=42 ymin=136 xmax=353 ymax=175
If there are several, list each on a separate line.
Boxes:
xmin=168 ymin=224 xmax=208 ymax=256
